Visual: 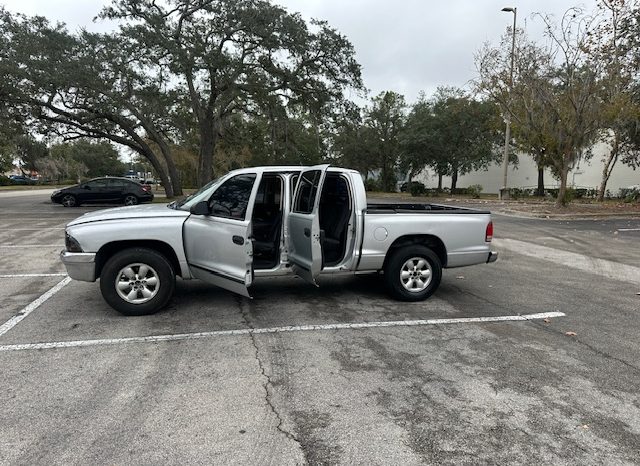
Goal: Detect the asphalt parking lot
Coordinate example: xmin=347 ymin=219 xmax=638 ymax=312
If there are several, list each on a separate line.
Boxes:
xmin=1 ymin=189 xmax=639 ymax=464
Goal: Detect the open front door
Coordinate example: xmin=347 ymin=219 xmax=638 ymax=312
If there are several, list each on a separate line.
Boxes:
xmin=288 ymin=164 xmax=329 ymax=285
xmin=183 ymin=172 xmax=260 ymax=298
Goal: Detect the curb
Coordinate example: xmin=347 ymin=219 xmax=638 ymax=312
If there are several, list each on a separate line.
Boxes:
xmin=491 ymin=209 xmax=640 ymax=221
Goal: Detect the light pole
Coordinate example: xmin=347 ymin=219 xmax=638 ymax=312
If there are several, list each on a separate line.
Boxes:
xmin=499 ymin=6 xmax=517 ymax=200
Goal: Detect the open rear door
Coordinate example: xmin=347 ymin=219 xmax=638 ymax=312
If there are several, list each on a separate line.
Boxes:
xmin=288 ymin=164 xmax=329 ymax=285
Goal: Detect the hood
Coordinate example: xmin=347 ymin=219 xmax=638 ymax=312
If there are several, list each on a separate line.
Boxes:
xmin=67 ymin=203 xmax=190 ymax=226
xmin=53 ymin=184 xmax=80 ymax=193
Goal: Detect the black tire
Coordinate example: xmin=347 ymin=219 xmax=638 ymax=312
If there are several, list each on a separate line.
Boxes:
xmin=124 ymin=194 xmax=138 ymax=206
xmin=100 ymin=247 xmax=175 ymax=316
xmin=384 ymin=245 xmax=442 ymax=301
xmin=61 ymin=194 xmax=78 ymax=207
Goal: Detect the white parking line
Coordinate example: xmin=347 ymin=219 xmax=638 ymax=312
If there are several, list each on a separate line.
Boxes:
xmin=0 ymin=245 xmax=63 ymax=248
xmin=0 ymin=274 xmax=67 ymax=278
xmin=617 ymin=228 xmax=640 ymax=232
xmin=0 ymin=277 xmax=71 ymax=338
xmin=0 ymin=311 xmax=565 ymax=352
xmin=493 ymin=238 xmax=640 ymax=284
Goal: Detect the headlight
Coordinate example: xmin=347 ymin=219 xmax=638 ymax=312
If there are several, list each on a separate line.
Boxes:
xmin=52 ymin=190 xmax=61 ymax=196
xmin=65 ymin=232 xmax=83 ymax=252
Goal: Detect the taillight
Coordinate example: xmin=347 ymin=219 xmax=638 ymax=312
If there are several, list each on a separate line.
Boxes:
xmin=142 ymin=185 xmax=150 ymax=192
xmin=485 ymin=221 xmax=493 ymax=242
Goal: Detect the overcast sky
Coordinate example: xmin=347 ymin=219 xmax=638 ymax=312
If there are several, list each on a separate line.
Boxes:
xmin=3 ymin=0 xmax=597 ymax=103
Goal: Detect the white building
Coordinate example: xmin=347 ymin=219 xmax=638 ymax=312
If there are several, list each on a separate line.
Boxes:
xmin=417 ymin=142 xmax=639 ymax=195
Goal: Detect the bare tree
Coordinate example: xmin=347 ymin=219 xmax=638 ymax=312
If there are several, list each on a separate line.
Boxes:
xmin=590 ymin=0 xmax=640 ymax=201
xmin=476 ymin=8 xmax=603 ymax=206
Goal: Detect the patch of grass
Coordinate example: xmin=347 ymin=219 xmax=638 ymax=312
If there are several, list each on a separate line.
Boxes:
xmin=0 ymin=184 xmax=74 ymax=191
xmin=367 ymin=191 xmax=498 ymax=200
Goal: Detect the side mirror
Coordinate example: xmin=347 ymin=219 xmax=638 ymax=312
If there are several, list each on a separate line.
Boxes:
xmin=83 ymin=185 xmax=90 ymax=190
xmin=190 ymin=200 xmax=210 ymax=215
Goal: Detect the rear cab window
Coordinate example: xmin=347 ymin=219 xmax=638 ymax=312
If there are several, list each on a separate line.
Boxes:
xmin=292 ymin=170 xmax=322 ymax=214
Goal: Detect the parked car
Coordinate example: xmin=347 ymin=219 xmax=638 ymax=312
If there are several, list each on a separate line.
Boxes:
xmin=60 ymin=165 xmax=497 ymax=315
xmin=9 ymin=175 xmax=37 ymax=185
xmin=51 ymin=177 xmax=154 ymax=207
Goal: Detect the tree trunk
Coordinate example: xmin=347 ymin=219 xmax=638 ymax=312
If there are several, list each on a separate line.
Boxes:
xmin=537 ymin=166 xmax=545 ymax=197
xmin=151 ymin=138 xmax=182 ymax=197
xmin=597 ymin=136 xmax=619 ymax=202
xmin=124 ymin=103 xmax=183 ymax=197
xmin=165 ymin=149 xmax=182 ymax=197
xmin=450 ymin=170 xmax=458 ymax=191
xmin=270 ymin=107 xmax=277 ymax=161
xmin=556 ymin=162 xmax=570 ymax=208
xmin=381 ymin=155 xmax=389 ymax=192
xmin=198 ymin=118 xmax=215 ymax=187
xmin=140 ymin=146 xmax=174 ymax=198
xmin=153 ymin=140 xmax=181 ymax=197
xmin=437 ymin=174 xmax=443 ymax=191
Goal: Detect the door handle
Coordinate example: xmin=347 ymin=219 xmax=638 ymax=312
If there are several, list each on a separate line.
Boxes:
xmin=232 ymin=235 xmax=244 ymax=245
xmin=303 ymin=228 xmax=311 ymax=237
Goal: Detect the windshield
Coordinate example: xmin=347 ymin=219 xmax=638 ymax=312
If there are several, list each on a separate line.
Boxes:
xmin=170 ymin=176 xmax=224 ymax=211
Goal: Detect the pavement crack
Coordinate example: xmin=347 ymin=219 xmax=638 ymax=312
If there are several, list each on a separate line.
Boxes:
xmin=529 ymin=320 xmax=640 ymax=374
xmin=236 ymin=297 xmax=301 ymax=448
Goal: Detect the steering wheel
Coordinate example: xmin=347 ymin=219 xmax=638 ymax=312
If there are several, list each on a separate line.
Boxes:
xmin=211 ymin=202 xmax=233 ymax=216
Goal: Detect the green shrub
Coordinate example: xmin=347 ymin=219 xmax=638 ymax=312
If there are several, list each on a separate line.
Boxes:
xmin=408 ymin=181 xmax=426 ymax=196
xmin=563 ymin=187 xmax=577 ymax=203
xmin=364 ymin=178 xmax=382 ymax=192
xmin=466 ymin=184 xmax=483 ymax=199
xmin=619 ymin=187 xmax=640 ymax=202
xmin=509 ymin=187 xmax=525 ymax=200
xmin=62 ymin=179 xmax=79 ymax=186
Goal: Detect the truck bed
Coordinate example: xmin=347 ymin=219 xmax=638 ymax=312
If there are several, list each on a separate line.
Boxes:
xmin=366 ymin=203 xmax=490 ymax=214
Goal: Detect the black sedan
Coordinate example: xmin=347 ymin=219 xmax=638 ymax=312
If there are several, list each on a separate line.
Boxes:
xmin=9 ymin=175 xmax=37 ymax=184
xmin=51 ymin=177 xmax=154 ymax=207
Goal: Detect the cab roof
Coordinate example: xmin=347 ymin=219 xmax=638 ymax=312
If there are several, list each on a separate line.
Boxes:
xmin=226 ymin=165 xmax=359 ymax=176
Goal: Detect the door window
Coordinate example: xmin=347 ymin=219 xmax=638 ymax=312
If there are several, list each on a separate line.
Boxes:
xmin=108 ymin=179 xmax=126 ymax=189
xmin=209 ymin=174 xmax=257 ymax=220
xmin=292 ymin=170 xmax=322 ymax=214
xmin=87 ymin=179 xmax=108 ymax=188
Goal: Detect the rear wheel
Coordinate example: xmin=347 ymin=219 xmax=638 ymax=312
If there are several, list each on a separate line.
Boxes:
xmin=61 ymin=194 xmax=77 ymax=207
xmin=100 ymin=247 xmax=175 ymax=315
xmin=124 ymin=194 xmax=138 ymax=206
xmin=384 ymin=245 xmax=442 ymax=301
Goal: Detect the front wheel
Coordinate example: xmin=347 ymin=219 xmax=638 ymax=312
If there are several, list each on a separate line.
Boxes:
xmin=61 ymin=194 xmax=78 ymax=207
xmin=100 ymin=247 xmax=175 ymax=315
xmin=384 ymin=245 xmax=442 ymax=301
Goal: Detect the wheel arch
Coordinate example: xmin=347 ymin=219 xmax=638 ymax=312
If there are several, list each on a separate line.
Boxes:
xmin=383 ymin=234 xmax=447 ymax=269
xmin=95 ymin=240 xmax=182 ymax=279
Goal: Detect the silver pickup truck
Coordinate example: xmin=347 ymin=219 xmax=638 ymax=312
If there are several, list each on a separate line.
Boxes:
xmin=60 ymin=165 xmax=497 ymax=315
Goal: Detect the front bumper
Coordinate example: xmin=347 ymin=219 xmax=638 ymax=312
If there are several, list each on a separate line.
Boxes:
xmin=60 ymin=251 xmax=97 ymax=282
xmin=487 ymin=251 xmax=498 ymax=263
